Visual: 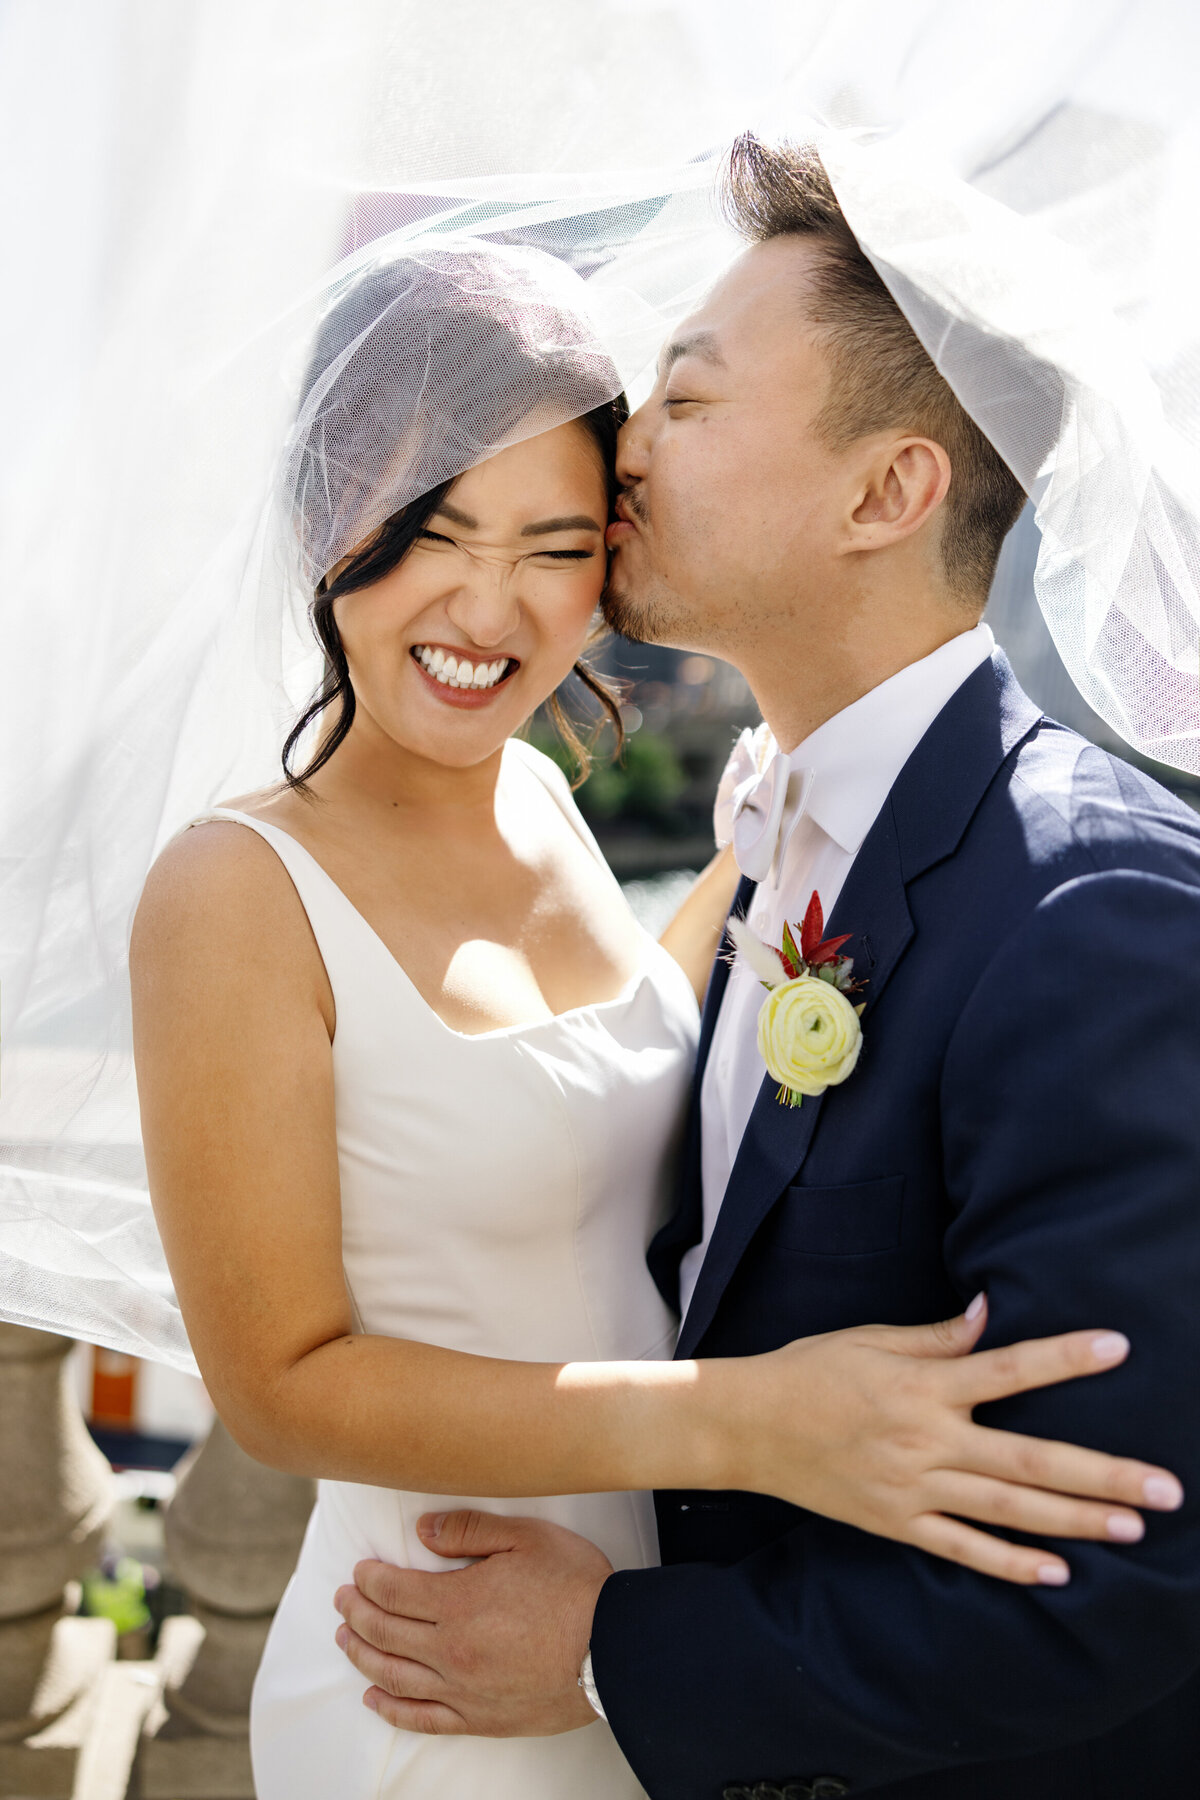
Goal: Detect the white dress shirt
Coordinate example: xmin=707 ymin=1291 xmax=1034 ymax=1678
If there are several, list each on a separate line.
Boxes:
xmin=678 ymin=623 xmax=995 ymax=1321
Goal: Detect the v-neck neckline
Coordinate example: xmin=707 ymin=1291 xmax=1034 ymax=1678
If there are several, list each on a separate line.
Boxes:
xmin=205 ymin=807 xmax=666 ymax=1043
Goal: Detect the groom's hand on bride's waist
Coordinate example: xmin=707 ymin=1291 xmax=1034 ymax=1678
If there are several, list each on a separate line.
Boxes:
xmin=333 ymin=1511 xmax=612 ymax=1736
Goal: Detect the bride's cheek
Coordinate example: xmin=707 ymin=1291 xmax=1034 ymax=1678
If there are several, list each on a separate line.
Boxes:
xmin=572 ymin=566 xmax=607 ymax=622
xmin=533 ymin=587 xmax=595 ymax=665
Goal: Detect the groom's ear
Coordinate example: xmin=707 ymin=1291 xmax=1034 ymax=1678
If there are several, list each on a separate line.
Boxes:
xmin=841 ymin=435 xmax=952 ymax=557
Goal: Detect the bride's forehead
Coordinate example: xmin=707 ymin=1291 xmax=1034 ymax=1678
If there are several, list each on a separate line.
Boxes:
xmin=449 ymin=430 xmax=606 ymax=513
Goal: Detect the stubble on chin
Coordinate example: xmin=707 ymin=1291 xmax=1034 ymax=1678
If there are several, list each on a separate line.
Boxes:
xmin=602 ymin=488 xmax=712 ymax=650
xmin=601 ymin=563 xmax=680 ymax=647
xmin=601 ymin=582 xmax=655 ymax=644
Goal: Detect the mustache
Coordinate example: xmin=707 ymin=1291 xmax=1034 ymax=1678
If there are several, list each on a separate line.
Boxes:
xmin=618 ymin=484 xmax=649 ymax=525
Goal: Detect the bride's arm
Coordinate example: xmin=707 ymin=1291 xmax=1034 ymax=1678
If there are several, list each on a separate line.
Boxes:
xmin=131 ymin=825 xmax=1180 ymax=1588
xmin=656 ymin=843 xmax=741 ymax=1002
xmin=131 ymin=822 xmax=725 ymax=1506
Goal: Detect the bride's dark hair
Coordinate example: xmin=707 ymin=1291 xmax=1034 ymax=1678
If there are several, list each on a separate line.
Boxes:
xmin=282 ymin=250 xmax=626 ymax=792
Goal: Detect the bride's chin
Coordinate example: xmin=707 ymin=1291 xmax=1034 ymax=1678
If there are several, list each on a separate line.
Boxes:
xmin=383 ymin=703 xmax=522 ymax=769
xmin=391 ymin=719 xmax=509 ymax=762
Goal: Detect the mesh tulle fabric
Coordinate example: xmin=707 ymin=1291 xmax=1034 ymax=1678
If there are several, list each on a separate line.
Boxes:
xmin=2 ymin=0 xmax=1199 ymax=1365
xmin=283 ymin=243 xmax=623 ymax=591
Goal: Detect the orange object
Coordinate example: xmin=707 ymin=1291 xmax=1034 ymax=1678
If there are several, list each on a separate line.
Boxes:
xmin=90 ymin=1346 xmax=139 ymax=1429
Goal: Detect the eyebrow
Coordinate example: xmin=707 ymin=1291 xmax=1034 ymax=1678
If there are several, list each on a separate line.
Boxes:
xmin=660 ymin=329 xmax=726 ymax=375
xmin=431 ymin=500 xmax=478 ymax=529
xmin=519 ymin=514 xmax=604 ymax=537
xmin=431 ymin=502 xmax=603 ymax=537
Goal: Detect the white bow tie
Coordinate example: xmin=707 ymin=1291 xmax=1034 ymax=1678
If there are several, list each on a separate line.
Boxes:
xmin=714 ymin=727 xmax=813 ymax=884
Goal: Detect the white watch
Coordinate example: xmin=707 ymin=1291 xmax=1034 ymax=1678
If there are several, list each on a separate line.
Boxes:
xmin=578 ymin=1647 xmax=607 ymax=1721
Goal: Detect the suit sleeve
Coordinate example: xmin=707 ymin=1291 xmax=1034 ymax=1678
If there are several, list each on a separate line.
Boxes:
xmin=591 ymin=869 xmax=1200 ymax=1799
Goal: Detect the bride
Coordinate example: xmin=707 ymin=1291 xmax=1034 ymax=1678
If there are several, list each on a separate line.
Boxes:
xmin=129 ymin=242 xmax=1163 ymax=1800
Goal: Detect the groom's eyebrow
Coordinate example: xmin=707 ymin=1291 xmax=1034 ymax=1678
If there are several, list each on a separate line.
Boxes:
xmin=660 ymin=329 xmax=726 ymax=374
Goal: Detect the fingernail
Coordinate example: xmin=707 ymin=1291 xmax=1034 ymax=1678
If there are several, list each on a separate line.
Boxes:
xmin=336 ymin=1625 xmax=349 ymax=1650
xmin=364 ymin=1691 xmax=379 ymax=1712
xmin=1038 ymin=1563 xmax=1070 ymax=1586
xmin=334 ymin=1589 xmax=349 ymax=1615
xmin=1091 ymin=1332 xmax=1129 ymax=1363
xmin=1144 ymin=1474 xmax=1184 ymax=1510
xmin=422 ymin=1513 xmax=445 ymax=1539
xmin=965 ymin=1292 xmax=985 ymax=1322
xmin=1106 ymin=1513 xmax=1144 ymax=1543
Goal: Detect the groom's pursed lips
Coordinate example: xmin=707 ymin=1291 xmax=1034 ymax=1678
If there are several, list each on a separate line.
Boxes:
xmin=607 ymin=492 xmax=646 ymax=548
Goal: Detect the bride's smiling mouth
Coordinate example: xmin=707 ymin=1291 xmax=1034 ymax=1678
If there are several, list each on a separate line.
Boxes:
xmin=409 ymin=642 xmax=521 ymax=708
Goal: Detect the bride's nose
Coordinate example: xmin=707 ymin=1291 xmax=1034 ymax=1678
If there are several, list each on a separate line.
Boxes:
xmin=443 ymin=566 xmax=522 ymax=649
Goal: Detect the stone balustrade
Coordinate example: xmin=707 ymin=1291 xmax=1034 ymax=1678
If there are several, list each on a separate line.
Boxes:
xmin=0 ymin=1325 xmax=315 ymax=1800
xmin=0 ymin=1322 xmax=116 ymax=1797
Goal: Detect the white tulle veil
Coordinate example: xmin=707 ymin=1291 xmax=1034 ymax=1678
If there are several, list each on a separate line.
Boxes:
xmin=2 ymin=0 xmax=1198 ymax=1369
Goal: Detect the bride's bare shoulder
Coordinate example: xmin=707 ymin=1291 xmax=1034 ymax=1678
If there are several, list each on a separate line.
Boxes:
xmin=132 ymin=789 xmax=312 ymax=973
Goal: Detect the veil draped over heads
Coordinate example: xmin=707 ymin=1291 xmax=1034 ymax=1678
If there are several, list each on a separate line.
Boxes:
xmin=2 ymin=0 xmax=1198 ymax=1367
xmin=283 ymin=242 xmax=625 ymax=595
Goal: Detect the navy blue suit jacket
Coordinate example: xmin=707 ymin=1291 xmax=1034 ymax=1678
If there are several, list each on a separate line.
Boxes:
xmin=592 ymin=653 xmax=1200 ymax=1800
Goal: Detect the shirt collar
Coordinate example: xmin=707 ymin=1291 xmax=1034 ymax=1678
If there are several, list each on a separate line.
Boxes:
xmin=774 ymin=623 xmax=995 ymax=861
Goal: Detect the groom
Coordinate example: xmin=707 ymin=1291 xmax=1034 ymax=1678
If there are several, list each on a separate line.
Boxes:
xmin=335 ymin=138 xmax=1200 ymax=1796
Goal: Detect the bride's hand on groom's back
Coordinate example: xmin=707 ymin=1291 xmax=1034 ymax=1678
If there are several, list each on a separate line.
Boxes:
xmin=731 ymin=1295 xmax=1184 ymax=1585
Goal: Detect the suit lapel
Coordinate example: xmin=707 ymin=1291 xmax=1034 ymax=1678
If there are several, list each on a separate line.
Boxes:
xmin=675 ymin=810 xmax=912 ymax=1357
xmin=674 ymin=651 xmax=1044 ymax=1359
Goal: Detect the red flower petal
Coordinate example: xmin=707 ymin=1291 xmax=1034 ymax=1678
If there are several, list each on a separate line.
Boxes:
xmin=800 ymin=891 xmax=824 ymax=961
xmin=808 ymin=932 xmax=853 ymax=966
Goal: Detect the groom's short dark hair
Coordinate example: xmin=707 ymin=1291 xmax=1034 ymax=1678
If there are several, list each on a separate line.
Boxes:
xmin=721 ymin=134 xmax=1028 ymax=602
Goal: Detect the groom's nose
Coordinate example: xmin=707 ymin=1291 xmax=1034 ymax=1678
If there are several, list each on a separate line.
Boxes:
xmin=615 ymin=402 xmax=652 ymax=486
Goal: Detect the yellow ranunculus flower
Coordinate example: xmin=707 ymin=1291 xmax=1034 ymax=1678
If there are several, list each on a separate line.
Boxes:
xmin=756 ymin=974 xmax=863 ymax=1104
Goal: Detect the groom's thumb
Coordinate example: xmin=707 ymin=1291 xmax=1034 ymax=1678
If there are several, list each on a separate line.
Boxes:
xmin=417 ymin=1508 xmax=518 ymax=1559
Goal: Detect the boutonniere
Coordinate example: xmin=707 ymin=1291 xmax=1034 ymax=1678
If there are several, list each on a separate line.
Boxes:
xmin=727 ymin=890 xmax=867 ymax=1109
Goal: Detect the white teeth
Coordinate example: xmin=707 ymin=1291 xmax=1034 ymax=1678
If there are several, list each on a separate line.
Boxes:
xmin=415 ymin=646 xmax=512 ymax=691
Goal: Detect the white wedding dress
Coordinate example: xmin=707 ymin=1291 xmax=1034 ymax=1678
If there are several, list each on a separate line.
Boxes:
xmin=195 ymin=741 xmax=698 ymax=1800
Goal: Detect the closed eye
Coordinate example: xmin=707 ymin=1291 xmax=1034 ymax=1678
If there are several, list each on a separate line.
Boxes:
xmin=416 ymin=528 xmax=455 ymax=546
xmin=534 ymin=548 xmax=596 ymax=561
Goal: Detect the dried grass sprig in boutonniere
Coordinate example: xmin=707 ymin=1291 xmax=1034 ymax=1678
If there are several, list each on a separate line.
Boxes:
xmin=728 ymin=891 xmax=867 ymax=1109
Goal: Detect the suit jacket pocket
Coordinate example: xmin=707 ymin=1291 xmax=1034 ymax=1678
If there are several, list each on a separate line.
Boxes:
xmin=771 ymin=1174 xmax=905 ymax=1256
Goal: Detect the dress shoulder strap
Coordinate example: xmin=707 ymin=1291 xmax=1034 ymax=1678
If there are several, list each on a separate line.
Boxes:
xmin=185 ymin=808 xmax=373 ymax=1008
xmin=505 ymin=738 xmax=610 ymax=871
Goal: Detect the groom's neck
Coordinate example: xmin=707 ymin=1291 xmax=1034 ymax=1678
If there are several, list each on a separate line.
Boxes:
xmin=735 ymin=582 xmax=984 ymax=754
